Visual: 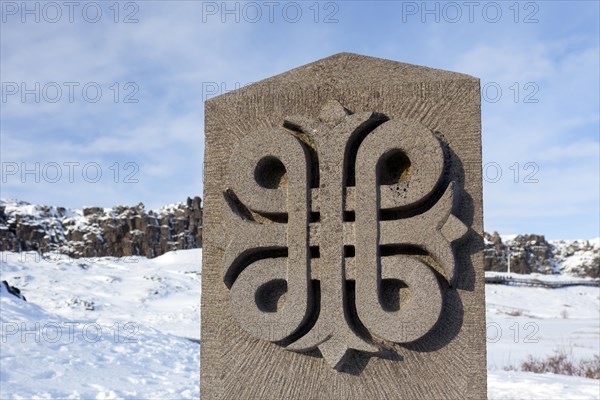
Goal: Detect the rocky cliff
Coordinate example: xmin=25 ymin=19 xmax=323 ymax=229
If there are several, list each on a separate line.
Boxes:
xmin=484 ymin=232 xmax=599 ymax=278
xmin=1 ymin=198 xmax=598 ymax=278
xmin=0 ymin=197 xmax=202 ymax=259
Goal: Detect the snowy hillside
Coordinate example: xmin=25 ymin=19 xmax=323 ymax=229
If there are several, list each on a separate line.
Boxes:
xmin=552 ymin=238 xmax=600 ymax=277
xmin=0 ymin=250 xmax=201 ymax=398
xmin=486 ymin=278 xmax=599 ymax=370
xmin=0 ymin=249 xmax=201 ymax=340
xmin=1 ymin=249 xmax=599 ymax=399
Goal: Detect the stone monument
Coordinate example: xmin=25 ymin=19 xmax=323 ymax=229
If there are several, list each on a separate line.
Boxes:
xmin=202 ymin=53 xmax=487 ymax=399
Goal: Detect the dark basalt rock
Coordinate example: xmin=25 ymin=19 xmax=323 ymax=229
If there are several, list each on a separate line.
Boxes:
xmin=483 ymin=231 xmax=599 ymax=278
xmin=0 ymin=197 xmax=202 ymax=259
xmin=1 ymin=280 xmax=26 ymax=301
xmin=2 ymin=198 xmax=597 ymax=278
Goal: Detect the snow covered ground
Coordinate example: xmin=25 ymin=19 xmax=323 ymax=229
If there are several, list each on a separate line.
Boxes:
xmin=0 ymin=286 xmax=199 ymax=399
xmin=1 ymin=250 xmax=201 ymax=399
xmin=1 ymin=249 xmax=201 ymax=340
xmin=488 ymin=370 xmax=600 ymax=399
xmin=1 ymin=249 xmax=598 ymax=399
xmin=486 ymin=280 xmax=599 ymax=372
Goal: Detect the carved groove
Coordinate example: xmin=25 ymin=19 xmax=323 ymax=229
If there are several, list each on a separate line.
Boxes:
xmin=223 ymin=101 xmax=468 ymax=370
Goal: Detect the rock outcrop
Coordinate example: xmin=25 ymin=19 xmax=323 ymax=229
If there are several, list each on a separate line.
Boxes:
xmin=484 ymin=232 xmax=599 ymax=278
xmin=1 ymin=198 xmax=597 ymax=278
xmin=0 ymin=197 xmax=202 ymax=259
xmin=1 ymin=280 xmax=27 ymax=301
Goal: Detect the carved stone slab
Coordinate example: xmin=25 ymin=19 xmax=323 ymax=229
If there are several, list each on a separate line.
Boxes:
xmin=202 ymin=53 xmax=487 ymax=399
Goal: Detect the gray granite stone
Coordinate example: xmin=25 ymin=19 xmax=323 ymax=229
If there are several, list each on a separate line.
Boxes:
xmin=202 ymin=53 xmax=486 ymax=399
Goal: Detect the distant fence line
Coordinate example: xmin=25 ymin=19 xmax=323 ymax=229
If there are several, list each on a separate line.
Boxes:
xmin=485 ymin=275 xmax=600 ymax=288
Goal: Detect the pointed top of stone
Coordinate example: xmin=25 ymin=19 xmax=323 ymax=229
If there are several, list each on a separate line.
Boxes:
xmin=206 ymin=53 xmax=479 ymax=104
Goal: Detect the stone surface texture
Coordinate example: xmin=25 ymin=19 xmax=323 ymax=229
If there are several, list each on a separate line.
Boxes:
xmin=202 ymin=53 xmax=486 ymax=399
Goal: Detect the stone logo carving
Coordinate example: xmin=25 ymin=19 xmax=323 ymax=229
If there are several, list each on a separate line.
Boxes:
xmin=223 ymin=100 xmax=468 ymax=370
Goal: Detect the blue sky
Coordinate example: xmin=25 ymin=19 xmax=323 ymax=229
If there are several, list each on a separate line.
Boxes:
xmin=1 ymin=1 xmax=598 ymax=240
